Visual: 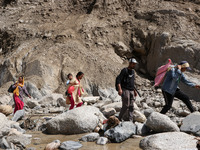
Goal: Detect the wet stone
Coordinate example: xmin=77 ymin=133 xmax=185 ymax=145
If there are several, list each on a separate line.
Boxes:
xmin=96 ymin=137 xmax=108 ymax=145
xmin=59 ymin=141 xmax=82 ymax=150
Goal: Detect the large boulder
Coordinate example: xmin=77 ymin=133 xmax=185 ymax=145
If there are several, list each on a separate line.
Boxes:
xmin=180 ymin=112 xmax=200 ymax=136
xmin=24 ymin=59 xmax=60 ymax=93
xmin=145 ymin=112 xmax=180 ymax=132
xmin=26 ymin=100 xmax=39 ymax=109
xmin=38 ymin=93 xmax=65 ymax=107
xmin=0 ymin=95 xmax=12 ymax=105
xmin=25 ymin=82 xmax=43 ymax=100
xmin=140 ymin=132 xmax=197 ymax=150
xmin=12 ymin=109 xmax=25 ymax=122
xmin=0 ymin=105 xmax=12 ymax=116
xmin=101 ymin=102 xmax=122 ymax=112
xmin=104 ymin=121 xmax=136 ymax=143
xmin=46 ymin=106 xmax=106 ymax=134
xmin=0 ymin=113 xmax=11 ymax=131
xmin=98 ymin=88 xmax=121 ymax=102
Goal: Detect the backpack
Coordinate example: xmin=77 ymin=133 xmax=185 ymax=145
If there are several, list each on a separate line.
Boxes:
xmin=8 ymin=84 xmax=14 ymax=93
xmin=154 ymin=59 xmax=172 ymax=88
xmin=115 ymin=68 xmax=134 ymax=91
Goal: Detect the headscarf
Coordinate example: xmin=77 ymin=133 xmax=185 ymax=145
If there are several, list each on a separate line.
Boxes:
xmin=13 ymin=77 xmax=24 ymax=96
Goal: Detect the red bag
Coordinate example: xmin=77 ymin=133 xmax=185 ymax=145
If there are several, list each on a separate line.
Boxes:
xmin=154 ymin=59 xmax=172 ymax=87
xmin=67 ymin=86 xmax=75 ymax=94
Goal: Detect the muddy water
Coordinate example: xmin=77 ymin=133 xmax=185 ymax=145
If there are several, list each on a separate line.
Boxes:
xmin=27 ymin=131 xmax=142 ymax=150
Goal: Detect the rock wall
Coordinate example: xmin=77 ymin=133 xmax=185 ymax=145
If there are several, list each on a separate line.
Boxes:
xmin=0 ymin=0 xmax=200 ymax=100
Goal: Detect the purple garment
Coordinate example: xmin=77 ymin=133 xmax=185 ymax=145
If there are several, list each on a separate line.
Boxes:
xmin=12 ymin=84 xmax=29 ymax=102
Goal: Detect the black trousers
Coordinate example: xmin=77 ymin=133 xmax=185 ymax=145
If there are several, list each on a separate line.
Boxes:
xmin=160 ymin=89 xmax=194 ymax=114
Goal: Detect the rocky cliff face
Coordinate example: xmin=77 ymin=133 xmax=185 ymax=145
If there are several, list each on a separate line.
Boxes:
xmin=0 ymin=0 xmax=200 ymax=99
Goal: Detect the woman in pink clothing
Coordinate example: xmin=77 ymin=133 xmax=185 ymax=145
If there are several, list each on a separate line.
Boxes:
xmin=66 ymin=72 xmax=84 ymax=110
xmin=12 ymin=76 xmax=31 ymax=113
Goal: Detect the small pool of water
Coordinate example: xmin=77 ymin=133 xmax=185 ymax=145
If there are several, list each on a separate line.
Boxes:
xmin=27 ymin=131 xmax=142 ymax=150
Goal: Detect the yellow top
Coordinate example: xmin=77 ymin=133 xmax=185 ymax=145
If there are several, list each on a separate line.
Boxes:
xmin=13 ymin=78 xmax=24 ymax=96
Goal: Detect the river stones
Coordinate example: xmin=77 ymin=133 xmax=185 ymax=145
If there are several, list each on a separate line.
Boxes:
xmin=59 ymin=141 xmax=82 ymax=150
xmin=80 ymin=133 xmax=100 ymax=142
xmin=45 ymin=140 xmax=61 ymax=150
xmin=96 ymin=137 xmax=108 ymax=145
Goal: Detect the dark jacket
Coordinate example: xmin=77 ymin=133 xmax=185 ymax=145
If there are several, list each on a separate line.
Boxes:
xmin=116 ymin=68 xmax=135 ymax=90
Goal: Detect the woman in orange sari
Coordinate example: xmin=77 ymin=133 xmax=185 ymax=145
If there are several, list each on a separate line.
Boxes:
xmin=66 ymin=72 xmax=84 ymax=110
xmin=12 ymin=76 xmax=31 ymax=113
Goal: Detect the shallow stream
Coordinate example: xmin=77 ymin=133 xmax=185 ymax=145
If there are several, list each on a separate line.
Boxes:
xmin=27 ymin=131 xmax=142 ymax=150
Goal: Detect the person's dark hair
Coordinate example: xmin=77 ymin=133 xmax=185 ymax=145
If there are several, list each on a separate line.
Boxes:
xmin=19 ymin=76 xmax=24 ymax=79
xmin=76 ymin=71 xmax=84 ymax=78
xmin=67 ymin=73 xmax=72 ymax=78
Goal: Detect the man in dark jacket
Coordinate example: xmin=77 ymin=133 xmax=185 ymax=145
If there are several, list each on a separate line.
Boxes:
xmin=116 ymin=58 xmax=138 ymax=122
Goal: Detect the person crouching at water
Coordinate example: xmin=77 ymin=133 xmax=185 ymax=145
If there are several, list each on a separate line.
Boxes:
xmin=160 ymin=61 xmax=200 ymax=114
xmin=12 ymin=76 xmax=31 ymax=114
xmin=66 ymin=72 xmax=85 ymax=110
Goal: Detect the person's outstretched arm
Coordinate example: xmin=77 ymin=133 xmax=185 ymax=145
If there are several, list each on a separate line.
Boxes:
xmin=23 ymin=85 xmax=31 ymax=98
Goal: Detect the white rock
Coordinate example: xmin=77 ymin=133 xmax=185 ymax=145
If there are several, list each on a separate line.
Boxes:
xmin=82 ymin=96 xmax=100 ymax=104
xmin=133 ymin=110 xmax=146 ymax=123
xmin=80 ymin=133 xmax=100 ymax=142
xmin=46 ymin=106 xmax=106 ymax=134
xmin=140 ymin=132 xmax=197 ymax=150
xmin=0 ymin=95 xmax=12 ymax=105
xmin=96 ymin=137 xmax=108 ymax=145
xmin=145 ymin=112 xmax=180 ymax=132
